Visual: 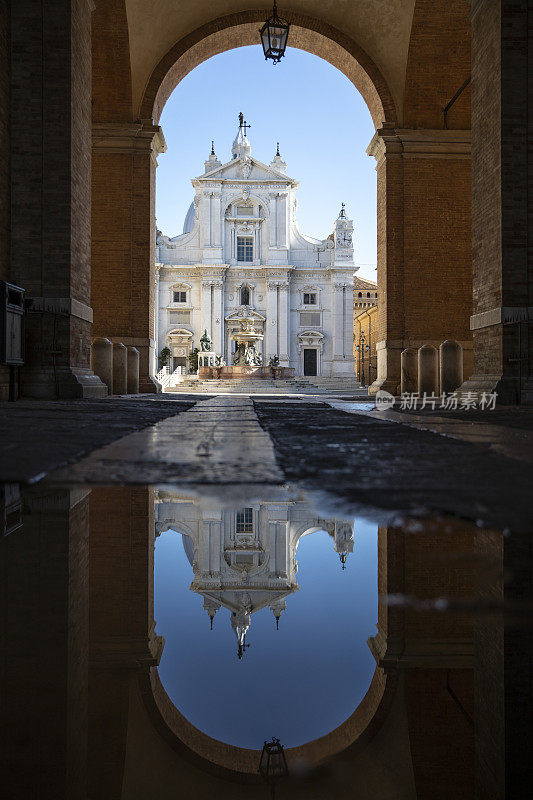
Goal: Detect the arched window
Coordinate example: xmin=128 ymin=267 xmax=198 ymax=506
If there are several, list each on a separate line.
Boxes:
xmin=367 ymin=292 xmax=371 ymax=297
xmin=375 ymin=292 xmax=378 ymax=298
xmin=240 ymin=285 xmax=250 ymax=305
xmin=358 ymin=292 xmax=362 ymax=298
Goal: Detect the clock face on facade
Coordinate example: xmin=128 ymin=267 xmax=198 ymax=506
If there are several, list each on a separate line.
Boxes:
xmin=336 ymin=232 xmax=352 ymax=248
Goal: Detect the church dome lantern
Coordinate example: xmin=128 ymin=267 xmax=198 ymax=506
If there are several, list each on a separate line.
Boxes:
xmin=232 ymin=113 xmax=252 ymax=159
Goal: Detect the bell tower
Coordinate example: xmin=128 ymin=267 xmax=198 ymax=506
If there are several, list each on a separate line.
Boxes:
xmin=333 ymin=203 xmax=354 ymax=266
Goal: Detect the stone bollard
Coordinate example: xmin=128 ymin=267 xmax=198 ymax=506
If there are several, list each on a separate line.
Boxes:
xmin=439 ymin=339 xmax=463 ymax=394
xmin=418 ymin=344 xmax=438 ymax=396
xmin=90 ymin=337 xmax=112 ymax=395
xmin=401 ymin=348 xmax=418 ymax=395
xmin=112 ymin=342 xmax=127 ymax=395
xmin=127 ymin=346 xmax=140 ymax=394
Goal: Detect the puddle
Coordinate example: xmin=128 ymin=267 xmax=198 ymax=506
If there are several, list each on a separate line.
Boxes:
xmin=1 ymin=479 xmax=529 ymax=797
xmin=154 ymin=486 xmax=378 ymax=748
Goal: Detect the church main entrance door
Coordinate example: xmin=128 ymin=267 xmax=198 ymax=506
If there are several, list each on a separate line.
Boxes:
xmin=303 ymin=349 xmax=317 ymax=376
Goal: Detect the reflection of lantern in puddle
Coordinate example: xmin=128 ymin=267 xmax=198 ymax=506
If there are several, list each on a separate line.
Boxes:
xmin=259 ymin=737 xmax=289 ymax=798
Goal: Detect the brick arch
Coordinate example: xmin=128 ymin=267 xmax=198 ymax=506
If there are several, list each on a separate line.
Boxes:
xmin=139 ymin=11 xmax=397 ymax=129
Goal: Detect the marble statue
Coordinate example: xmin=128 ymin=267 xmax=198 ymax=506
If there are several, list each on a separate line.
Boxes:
xmin=200 ymin=329 xmax=212 ymax=352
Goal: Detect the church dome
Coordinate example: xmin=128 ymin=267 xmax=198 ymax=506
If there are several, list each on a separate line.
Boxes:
xmin=182 ymin=201 xmax=195 ymax=234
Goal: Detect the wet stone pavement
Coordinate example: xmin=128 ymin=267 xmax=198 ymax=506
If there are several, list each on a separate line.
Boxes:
xmin=1 ymin=393 xmax=532 ymax=799
xmin=25 ymin=394 xmax=533 ymax=534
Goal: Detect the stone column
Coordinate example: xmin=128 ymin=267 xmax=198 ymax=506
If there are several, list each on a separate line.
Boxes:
xmin=460 ymin=1 xmax=532 ymax=404
xmin=112 ymin=342 xmax=127 ymax=395
xmin=127 ymin=346 xmax=140 ymax=394
xmin=440 ymin=339 xmax=463 ymax=394
xmin=418 ymin=344 xmax=438 ymax=395
xmin=91 ymin=337 xmax=113 ymax=394
xmin=91 ymin=122 xmax=166 ymax=393
xmin=366 ymin=128 xmax=472 ymax=396
xmin=401 ymin=347 xmax=418 ymax=394
xmin=9 ymin=0 xmax=106 ymax=398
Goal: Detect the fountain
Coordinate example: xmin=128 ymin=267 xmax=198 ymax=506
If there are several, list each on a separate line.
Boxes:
xmin=230 ymin=315 xmax=264 ymax=367
xmin=198 ymin=310 xmax=295 ymax=380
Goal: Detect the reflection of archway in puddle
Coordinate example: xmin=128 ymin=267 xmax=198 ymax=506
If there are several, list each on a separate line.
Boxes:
xmin=147 ymin=519 xmax=389 ymax=775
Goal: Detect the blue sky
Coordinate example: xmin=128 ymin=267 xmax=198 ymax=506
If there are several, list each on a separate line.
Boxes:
xmin=155 ymin=519 xmax=378 ymax=748
xmin=156 ymin=45 xmax=378 ymax=282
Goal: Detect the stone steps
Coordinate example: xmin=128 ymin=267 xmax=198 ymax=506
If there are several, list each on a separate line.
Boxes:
xmin=164 ymin=376 xmax=367 ymax=395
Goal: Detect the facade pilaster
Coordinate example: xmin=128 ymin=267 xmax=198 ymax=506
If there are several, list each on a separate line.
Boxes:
xmin=198 ymin=519 xmax=222 ymax=577
xmin=266 ymin=281 xmax=279 ymax=358
xmin=212 ymin=280 xmax=224 ymax=354
xmin=278 ymin=281 xmax=290 ymax=364
xmin=277 ymin=193 xmax=288 ymax=248
xmin=331 ymin=281 xmax=353 ymax=375
xmin=201 ymin=281 xmax=213 ymax=343
xmin=268 ymin=516 xmax=289 ymax=580
xmin=269 ymin=194 xmax=278 ymax=247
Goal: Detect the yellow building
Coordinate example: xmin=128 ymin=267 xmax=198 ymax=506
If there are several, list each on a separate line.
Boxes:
xmin=353 ymin=277 xmax=378 ymax=386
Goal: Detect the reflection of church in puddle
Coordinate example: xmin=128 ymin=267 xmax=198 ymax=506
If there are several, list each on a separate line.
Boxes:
xmin=155 ymin=490 xmax=354 ymax=658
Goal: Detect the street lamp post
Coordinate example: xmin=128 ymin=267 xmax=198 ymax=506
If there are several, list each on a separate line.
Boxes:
xmin=356 ymin=332 xmax=370 ymax=386
xmin=259 ymin=737 xmax=288 ymax=799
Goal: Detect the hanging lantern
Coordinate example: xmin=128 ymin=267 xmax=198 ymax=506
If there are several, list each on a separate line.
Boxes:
xmin=259 ymin=3 xmax=290 ymax=64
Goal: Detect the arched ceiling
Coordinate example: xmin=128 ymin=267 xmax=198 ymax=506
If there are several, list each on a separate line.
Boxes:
xmin=125 ymin=1 xmax=416 ymax=120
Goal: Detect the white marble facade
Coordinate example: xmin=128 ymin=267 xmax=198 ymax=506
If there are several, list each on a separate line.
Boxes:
xmin=155 ymin=115 xmax=357 ymax=377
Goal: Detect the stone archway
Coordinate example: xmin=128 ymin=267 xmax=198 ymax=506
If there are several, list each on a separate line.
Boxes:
xmin=91 ymin=3 xmax=473 ymax=396
xmin=91 ymin=10 xmax=397 ymax=391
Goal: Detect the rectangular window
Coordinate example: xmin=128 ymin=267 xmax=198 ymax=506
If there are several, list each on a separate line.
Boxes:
xmin=303 ymin=293 xmax=317 ymax=305
xmin=237 ymin=206 xmax=252 ymax=217
xmin=236 ymin=508 xmax=253 ymax=533
xmin=173 ymin=291 xmax=187 ymax=303
xmin=299 ymin=312 xmax=321 ymax=327
xmin=237 ymin=236 xmax=253 ymax=262
xmin=169 ymin=311 xmax=190 ymax=324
